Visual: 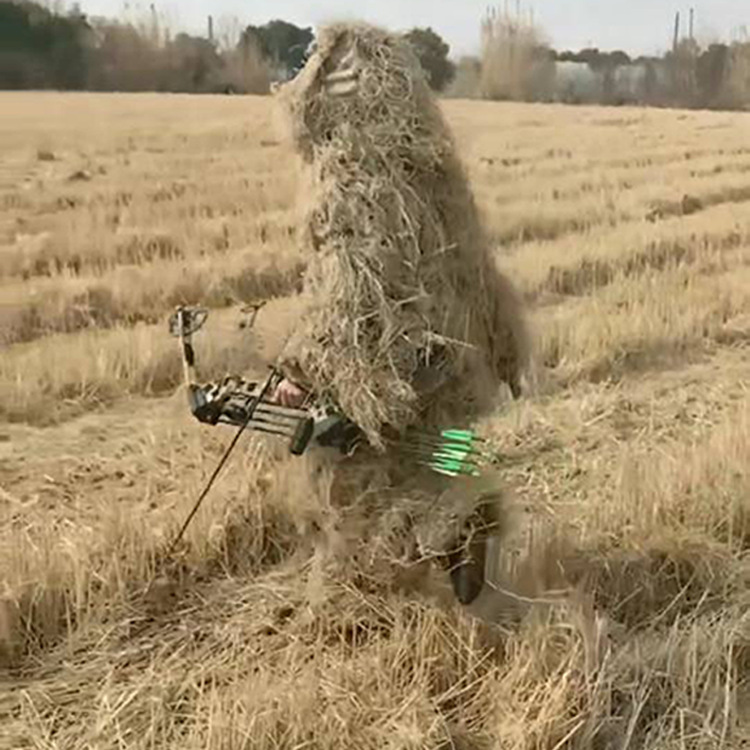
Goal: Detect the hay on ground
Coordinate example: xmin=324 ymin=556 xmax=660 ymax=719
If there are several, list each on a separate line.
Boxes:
xmin=275 ymin=23 xmax=530 ymax=449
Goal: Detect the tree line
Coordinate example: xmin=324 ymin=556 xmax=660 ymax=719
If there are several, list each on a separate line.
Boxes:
xmin=0 ymin=2 xmax=456 ymax=94
xmin=2 ymin=1 xmax=748 ymax=111
xmin=467 ymin=6 xmax=750 ymax=110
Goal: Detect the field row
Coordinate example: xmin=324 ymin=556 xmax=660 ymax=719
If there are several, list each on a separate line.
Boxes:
xmin=4 ymin=138 xmax=750 ymax=285
xmin=2 ymin=219 xmax=748 ymax=425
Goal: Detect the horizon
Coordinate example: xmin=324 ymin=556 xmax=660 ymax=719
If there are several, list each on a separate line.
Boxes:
xmin=74 ymin=1 xmax=750 ymax=61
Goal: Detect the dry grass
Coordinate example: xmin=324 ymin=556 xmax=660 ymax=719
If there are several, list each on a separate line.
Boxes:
xmin=2 ymin=92 xmax=750 ymax=748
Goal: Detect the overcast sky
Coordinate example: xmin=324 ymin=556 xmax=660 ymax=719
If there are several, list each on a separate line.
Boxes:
xmin=77 ymin=1 xmax=749 ymax=58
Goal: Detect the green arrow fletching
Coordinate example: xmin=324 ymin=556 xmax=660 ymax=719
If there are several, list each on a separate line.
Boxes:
xmin=395 ymin=427 xmax=491 ymax=478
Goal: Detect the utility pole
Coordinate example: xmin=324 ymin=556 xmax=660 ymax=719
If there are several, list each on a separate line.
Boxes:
xmin=673 ymin=10 xmax=681 ymax=52
xmin=208 ymin=15 xmax=214 ymax=43
xmin=150 ymin=3 xmax=158 ymax=45
xmin=689 ymin=8 xmax=694 ymax=40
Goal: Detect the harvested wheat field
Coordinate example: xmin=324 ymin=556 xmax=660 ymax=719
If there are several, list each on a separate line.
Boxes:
xmin=2 ymin=91 xmax=750 ymax=749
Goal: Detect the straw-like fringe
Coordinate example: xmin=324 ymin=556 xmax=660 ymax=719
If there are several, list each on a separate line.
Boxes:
xmin=277 ymin=23 xmax=530 ymax=449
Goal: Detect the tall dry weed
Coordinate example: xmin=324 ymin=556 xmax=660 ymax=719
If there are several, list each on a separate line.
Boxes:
xmin=479 ymin=5 xmax=554 ymax=102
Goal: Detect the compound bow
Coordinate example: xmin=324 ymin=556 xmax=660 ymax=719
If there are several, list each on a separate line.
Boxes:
xmin=168 ymin=305 xmax=490 ymax=478
xmin=161 ymin=304 xmax=500 ymax=606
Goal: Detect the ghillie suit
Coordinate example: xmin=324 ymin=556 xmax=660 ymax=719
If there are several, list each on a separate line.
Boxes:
xmin=169 ymin=23 xmax=529 ymax=607
xmin=269 ymin=23 xmax=531 ymax=607
xmin=275 ymin=23 xmax=530 ymax=451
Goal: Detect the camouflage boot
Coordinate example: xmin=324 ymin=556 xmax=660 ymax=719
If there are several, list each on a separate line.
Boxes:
xmin=412 ymin=476 xmax=505 ymax=606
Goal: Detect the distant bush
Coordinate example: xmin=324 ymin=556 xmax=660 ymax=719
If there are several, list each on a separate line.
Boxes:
xmin=404 ymin=27 xmax=456 ymax=92
xmin=220 ymin=35 xmax=271 ymax=94
xmin=444 ymin=56 xmax=482 ymax=99
xmin=721 ymin=42 xmax=750 ymax=109
xmin=241 ymin=19 xmax=313 ymax=81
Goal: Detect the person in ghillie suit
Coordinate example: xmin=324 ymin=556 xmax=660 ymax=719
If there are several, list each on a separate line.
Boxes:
xmin=271 ymin=23 xmax=530 ymax=605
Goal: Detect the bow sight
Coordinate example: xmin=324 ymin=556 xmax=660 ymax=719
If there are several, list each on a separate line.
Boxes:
xmin=168 ymin=305 xmax=490 ymax=476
